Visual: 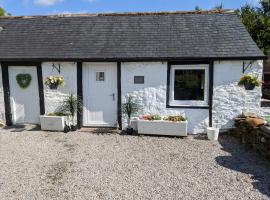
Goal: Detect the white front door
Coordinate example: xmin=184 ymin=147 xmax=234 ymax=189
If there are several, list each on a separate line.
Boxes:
xmin=9 ymin=66 xmax=40 ymax=124
xmin=83 ymin=62 xmax=118 ymax=126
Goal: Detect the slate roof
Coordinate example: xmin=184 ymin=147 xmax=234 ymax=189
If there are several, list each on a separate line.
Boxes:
xmin=0 ymin=11 xmax=265 ymax=61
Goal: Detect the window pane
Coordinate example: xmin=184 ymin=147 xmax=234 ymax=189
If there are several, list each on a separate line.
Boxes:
xmin=174 ymin=69 xmax=205 ymax=100
xmin=96 ymin=72 xmax=105 ymax=81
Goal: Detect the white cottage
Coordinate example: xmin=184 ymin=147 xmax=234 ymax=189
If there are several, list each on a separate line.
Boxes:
xmin=0 ymin=10 xmax=268 ymax=133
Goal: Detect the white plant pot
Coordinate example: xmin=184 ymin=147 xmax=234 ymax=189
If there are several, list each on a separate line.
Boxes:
xmin=137 ymin=120 xmax=188 ymax=136
xmin=40 ymin=115 xmax=68 ymax=131
xmin=207 ymin=127 xmax=220 ymax=141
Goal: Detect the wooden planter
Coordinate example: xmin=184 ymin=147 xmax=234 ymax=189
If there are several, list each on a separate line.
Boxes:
xmin=40 ymin=115 xmax=68 ymax=131
xmin=137 ymin=120 xmax=188 ymax=136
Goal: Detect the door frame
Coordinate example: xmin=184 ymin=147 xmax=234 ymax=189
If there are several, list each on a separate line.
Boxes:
xmin=77 ymin=62 xmax=122 ymax=129
xmin=1 ymin=62 xmax=45 ymax=126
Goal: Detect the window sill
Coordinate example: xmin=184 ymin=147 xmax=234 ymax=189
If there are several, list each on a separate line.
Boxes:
xmin=166 ymin=105 xmax=209 ymax=109
xmin=261 ymin=99 xmax=270 ymax=107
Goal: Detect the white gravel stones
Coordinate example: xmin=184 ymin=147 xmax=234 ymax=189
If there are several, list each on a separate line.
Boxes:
xmin=0 ymin=130 xmax=269 ymax=200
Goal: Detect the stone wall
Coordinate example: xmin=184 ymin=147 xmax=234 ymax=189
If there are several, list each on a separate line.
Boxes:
xmin=213 ymin=60 xmax=270 ymax=130
xmin=121 ymin=62 xmax=209 ymax=133
xmin=42 ymin=62 xmax=77 ymax=114
xmin=234 ymin=119 xmax=270 ymax=160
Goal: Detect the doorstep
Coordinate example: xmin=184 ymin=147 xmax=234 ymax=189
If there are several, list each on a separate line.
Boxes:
xmin=80 ymin=127 xmax=119 ymax=134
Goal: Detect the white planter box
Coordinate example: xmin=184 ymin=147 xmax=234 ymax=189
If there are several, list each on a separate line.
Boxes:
xmin=137 ymin=120 xmax=188 ymax=136
xmin=40 ymin=116 xmax=67 ymax=131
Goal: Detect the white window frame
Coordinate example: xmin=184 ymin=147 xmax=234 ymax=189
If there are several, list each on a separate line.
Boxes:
xmin=169 ymin=65 xmax=209 ymax=107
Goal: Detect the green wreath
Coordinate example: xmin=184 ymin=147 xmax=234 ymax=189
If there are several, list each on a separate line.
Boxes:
xmin=16 ymin=73 xmax=32 ymax=89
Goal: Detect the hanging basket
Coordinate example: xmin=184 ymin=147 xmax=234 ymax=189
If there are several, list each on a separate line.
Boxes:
xmin=49 ymin=83 xmax=59 ymax=90
xmin=244 ymin=82 xmax=256 ymax=90
xmin=44 ymin=76 xmax=65 ymax=90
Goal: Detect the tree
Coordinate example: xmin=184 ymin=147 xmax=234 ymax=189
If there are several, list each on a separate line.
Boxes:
xmin=236 ymin=0 xmax=270 ymax=54
xmin=195 ymin=6 xmax=202 ymax=12
xmin=0 ymin=7 xmax=5 ymax=16
xmin=0 ymin=6 xmax=11 ymax=16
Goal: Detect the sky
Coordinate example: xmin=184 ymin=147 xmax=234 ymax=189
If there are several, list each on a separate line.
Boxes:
xmin=0 ymin=0 xmax=261 ymax=16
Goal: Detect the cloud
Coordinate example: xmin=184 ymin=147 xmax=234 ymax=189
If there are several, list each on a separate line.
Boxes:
xmin=34 ymin=0 xmax=64 ymax=6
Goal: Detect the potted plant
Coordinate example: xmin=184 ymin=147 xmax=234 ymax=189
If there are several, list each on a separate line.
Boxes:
xmin=238 ymin=75 xmax=260 ymax=90
xmin=58 ymin=93 xmax=82 ymax=131
xmin=137 ymin=115 xmax=188 ymax=136
xmin=44 ymin=76 xmax=65 ymax=90
xmin=121 ymin=95 xmax=139 ymax=134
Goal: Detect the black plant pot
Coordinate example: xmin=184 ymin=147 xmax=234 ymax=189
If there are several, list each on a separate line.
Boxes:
xmin=244 ymin=82 xmax=256 ymax=90
xmin=70 ymin=125 xmax=77 ymax=132
xmin=126 ymin=128 xmax=133 ymax=135
xmin=64 ymin=123 xmax=70 ymax=133
xmin=49 ymin=83 xmax=58 ymax=90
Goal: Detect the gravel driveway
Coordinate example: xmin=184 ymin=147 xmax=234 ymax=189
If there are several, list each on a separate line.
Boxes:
xmin=0 ymin=128 xmax=270 ymax=200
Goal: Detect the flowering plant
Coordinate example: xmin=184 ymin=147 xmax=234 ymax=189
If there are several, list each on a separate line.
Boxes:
xmin=44 ymin=76 xmax=65 ymax=89
xmin=139 ymin=115 xmax=162 ymax=121
xmin=238 ymin=75 xmax=260 ymax=87
xmin=163 ymin=115 xmax=186 ymax=122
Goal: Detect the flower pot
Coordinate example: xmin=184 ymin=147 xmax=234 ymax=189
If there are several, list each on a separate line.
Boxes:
xmin=126 ymin=127 xmax=133 ymax=135
xmin=207 ymin=127 xmax=219 ymax=141
xmin=70 ymin=125 xmax=77 ymax=132
xmin=40 ymin=115 xmax=67 ymax=131
xmin=137 ymin=120 xmax=188 ymax=136
xmin=244 ymin=82 xmax=255 ymax=90
xmin=49 ymin=83 xmax=59 ymax=90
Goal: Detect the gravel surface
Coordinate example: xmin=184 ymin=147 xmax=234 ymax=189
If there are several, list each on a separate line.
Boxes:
xmin=0 ymin=128 xmax=270 ymax=200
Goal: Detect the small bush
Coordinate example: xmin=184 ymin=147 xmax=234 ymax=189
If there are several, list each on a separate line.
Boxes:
xmin=47 ymin=112 xmax=66 ymax=116
xmin=164 ymin=115 xmax=186 ymax=122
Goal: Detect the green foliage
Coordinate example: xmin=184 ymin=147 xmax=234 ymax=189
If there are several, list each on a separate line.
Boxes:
xmin=44 ymin=76 xmax=65 ymax=87
xmin=0 ymin=7 xmax=11 ymax=16
xmin=16 ymin=73 xmax=32 ymax=89
xmin=47 ymin=112 xmax=66 ymax=116
xmin=236 ymin=0 xmax=270 ymax=54
xmin=164 ymin=115 xmax=186 ymax=122
xmin=0 ymin=7 xmax=5 ymax=16
xmin=58 ymin=93 xmax=82 ymax=124
xmin=213 ymin=3 xmax=223 ymax=10
xmin=121 ymin=96 xmax=139 ymax=118
xmin=238 ymin=75 xmax=260 ymax=86
xmin=195 ymin=6 xmax=202 ymax=12
xmin=141 ymin=115 xmax=162 ymax=121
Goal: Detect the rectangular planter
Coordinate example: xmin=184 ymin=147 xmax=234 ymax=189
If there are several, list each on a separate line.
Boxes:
xmin=40 ymin=115 xmax=67 ymax=131
xmin=137 ymin=120 xmax=188 ymax=136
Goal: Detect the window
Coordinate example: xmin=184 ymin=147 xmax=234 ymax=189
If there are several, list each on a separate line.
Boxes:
xmin=134 ymin=76 xmax=144 ymax=84
xmin=169 ymin=65 xmax=209 ymax=107
xmin=96 ymin=72 xmax=105 ymax=81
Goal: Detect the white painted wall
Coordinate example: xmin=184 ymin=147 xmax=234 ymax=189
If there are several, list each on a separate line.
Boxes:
xmin=0 ymin=60 xmax=268 ymax=132
xmin=42 ymin=62 xmax=77 ymax=114
xmin=0 ymin=65 xmax=5 ymax=124
xmin=213 ymin=60 xmax=270 ymax=129
xmin=121 ymin=62 xmax=209 ymax=133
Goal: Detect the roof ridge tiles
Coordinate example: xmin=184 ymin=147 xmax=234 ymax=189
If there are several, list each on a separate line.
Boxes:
xmin=0 ymin=9 xmax=235 ymax=19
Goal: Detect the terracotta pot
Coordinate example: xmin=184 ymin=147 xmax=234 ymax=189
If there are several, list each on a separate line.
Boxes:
xmin=244 ymin=82 xmax=255 ymax=90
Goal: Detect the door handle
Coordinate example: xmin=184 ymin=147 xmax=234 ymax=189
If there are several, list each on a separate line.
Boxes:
xmin=110 ymin=93 xmax=115 ymax=101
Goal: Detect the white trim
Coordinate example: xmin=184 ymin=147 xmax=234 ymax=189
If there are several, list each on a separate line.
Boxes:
xmin=169 ymin=65 xmax=209 ymax=107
